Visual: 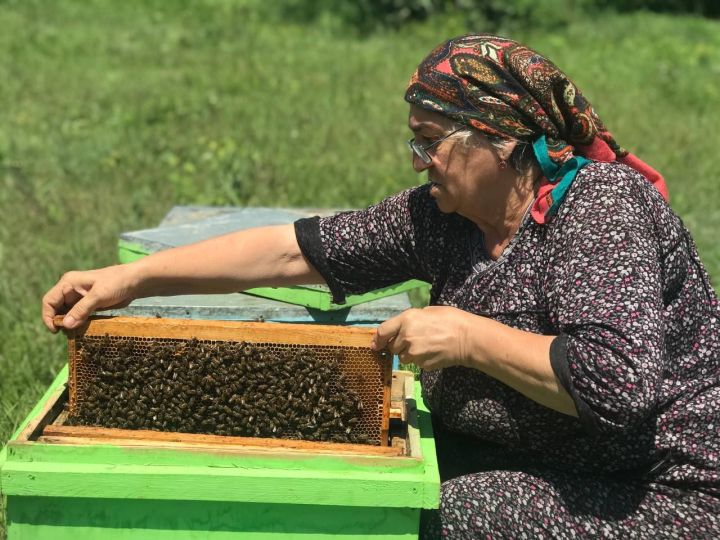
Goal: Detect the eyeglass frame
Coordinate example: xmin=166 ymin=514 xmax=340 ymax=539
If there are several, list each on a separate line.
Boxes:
xmin=406 ymin=126 xmax=467 ymax=165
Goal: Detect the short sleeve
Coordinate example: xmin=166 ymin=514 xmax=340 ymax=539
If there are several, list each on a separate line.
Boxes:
xmin=545 ymin=163 xmax=667 ymax=436
xmin=294 ymin=185 xmax=454 ymax=304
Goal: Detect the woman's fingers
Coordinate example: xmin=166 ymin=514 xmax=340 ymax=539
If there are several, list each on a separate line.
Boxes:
xmin=41 ymin=271 xmax=101 ymax=331
xmin=42 ymin=265 xmax=141 ymax=332
xmin=62 ymin=292 xmax=102 ymax=329
xmin=372 ymin=311 xmax=409 ymax=351
xmin=41 ymin=291 xmax=62 ymax=332
xmin=42 ymin=279 xmax=84 ymax=332
xmin=373 ymin=306 xmax=471 ymax=370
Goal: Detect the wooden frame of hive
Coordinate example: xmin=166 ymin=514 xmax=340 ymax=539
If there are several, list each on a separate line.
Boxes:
xmin=53 ymin=315 xmax=396 ymax=455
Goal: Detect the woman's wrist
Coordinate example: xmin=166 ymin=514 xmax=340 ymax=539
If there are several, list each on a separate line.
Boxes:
xmin=126 ymin=258 xmax=156 ymax=298
xmin=456 ymin=310 xmax=488 ymax=370
xmin=458 ymin=315 xmax=532 ymax=373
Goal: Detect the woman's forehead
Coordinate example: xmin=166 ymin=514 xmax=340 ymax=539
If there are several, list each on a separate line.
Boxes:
xmin=408 ymin=104 xmax=454 ymax=132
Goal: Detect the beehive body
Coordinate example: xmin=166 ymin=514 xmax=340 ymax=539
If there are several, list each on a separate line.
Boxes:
xmin=0 ymin=366 xmax=440 ymax=539
xmin=65 ymin=316 xmax=392 ymax=447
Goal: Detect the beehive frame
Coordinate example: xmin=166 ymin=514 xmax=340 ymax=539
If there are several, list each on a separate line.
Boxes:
xmin=55 ymin=316 xmax=393 ymax=449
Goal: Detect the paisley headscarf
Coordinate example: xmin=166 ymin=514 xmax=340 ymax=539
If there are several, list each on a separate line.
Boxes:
xmin=405 ymin=34 xmax=669 ymax=224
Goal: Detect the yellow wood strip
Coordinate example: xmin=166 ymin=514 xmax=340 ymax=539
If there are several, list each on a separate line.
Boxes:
xmin=16 ymin=385 xmax=68 ymax=442
xmin=35 ymin=435 xmax=413 ymax=460
xmin=42 ymin=424 xmax=402 ymax=456
xmin=54 ymin=315 xmax=381 ymax=348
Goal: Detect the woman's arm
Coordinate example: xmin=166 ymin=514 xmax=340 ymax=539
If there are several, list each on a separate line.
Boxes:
xmin=42 ymin=224 xmax=323 ymax=332
xmin=463 ymin=316 xmax=577 ymax=416
xmin=372 ymin=306 xmax=578 ymax=416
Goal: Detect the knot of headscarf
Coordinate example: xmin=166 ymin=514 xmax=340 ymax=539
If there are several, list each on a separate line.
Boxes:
xmin=405 ymin=34 xmax=669 ymax=224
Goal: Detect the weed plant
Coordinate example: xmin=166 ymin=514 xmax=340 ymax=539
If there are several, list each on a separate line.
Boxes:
xmin=0 ymin=3 xmax=718 ymax=535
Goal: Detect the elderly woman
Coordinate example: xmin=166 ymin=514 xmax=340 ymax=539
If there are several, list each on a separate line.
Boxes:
xmin=43 ymin=35 xmax=719 ymax=538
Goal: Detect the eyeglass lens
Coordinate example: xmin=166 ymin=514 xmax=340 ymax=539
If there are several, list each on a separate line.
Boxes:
xmin=407 ymin=140 xmax=432 ymax=164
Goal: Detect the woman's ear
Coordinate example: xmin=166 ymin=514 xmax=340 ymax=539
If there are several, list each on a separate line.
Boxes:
xmin=496 ymin=139 xmax=518 ymax=162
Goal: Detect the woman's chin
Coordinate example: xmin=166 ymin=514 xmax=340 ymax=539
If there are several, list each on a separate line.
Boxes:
xmin=430 ymin=185 xmax=454 ymax=213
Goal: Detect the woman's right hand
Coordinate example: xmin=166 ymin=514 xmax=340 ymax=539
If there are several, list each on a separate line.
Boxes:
xmin=41 ymin=224 xmax=323 ymax=333
xmin=41 ymin=263 xmax=143 ymax=333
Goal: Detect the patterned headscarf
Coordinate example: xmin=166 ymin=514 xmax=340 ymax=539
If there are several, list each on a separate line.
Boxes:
xmin=405 ymin=34 xmax=668 ymax=224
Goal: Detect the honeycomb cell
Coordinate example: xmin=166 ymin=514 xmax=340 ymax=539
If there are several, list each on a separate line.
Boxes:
xmin=69 ymin=333 xmax=389 ymax=446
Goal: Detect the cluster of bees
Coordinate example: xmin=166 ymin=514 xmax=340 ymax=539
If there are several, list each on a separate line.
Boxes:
xmin=67 ymin=336 xmax=370 ymax=444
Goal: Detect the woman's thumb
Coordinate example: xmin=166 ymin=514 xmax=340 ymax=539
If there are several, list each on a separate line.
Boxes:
xmin=63 ymin=294 xmax=99 ymax=329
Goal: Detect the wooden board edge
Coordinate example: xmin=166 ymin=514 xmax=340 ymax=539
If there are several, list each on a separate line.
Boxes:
xmin=42 ymin=424 xmax=403 ymax=457
xmin=390 ymin=370 xmax=409 ymax=420
xmin=34 ymin=436 xmax=418 ymax=461
xmin=68 ymin=335 xmax=77 ymax=413
xmin=43 ymin=436 xmax=403 ymax=458
xmin=404 ymin=376 xmax=422 ymax=460
xmin=54 ymin=315 xmax=385 ymax=349
xmin=16 ymin=384 xmax=68 ymax=442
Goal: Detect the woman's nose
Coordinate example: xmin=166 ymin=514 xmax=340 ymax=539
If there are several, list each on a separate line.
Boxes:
xmin=412 ymin=152 xmax=433 ymax=173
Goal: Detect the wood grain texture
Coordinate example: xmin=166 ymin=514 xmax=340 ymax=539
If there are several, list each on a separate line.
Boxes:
xmin=41 ymin=425 xmax=403 ymax=456
xmin=53 ymin=315 xmax=384 ymax=348
xmin=15 ymin=383 xmax=67 ymax=443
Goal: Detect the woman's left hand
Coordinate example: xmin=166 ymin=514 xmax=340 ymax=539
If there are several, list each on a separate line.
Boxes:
xmin=371 ymin=306 xmax=472 ymax=371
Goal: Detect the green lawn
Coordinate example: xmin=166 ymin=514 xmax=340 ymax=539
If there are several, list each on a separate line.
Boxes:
xmin=1 ymin=2 xmax=719 ymax=534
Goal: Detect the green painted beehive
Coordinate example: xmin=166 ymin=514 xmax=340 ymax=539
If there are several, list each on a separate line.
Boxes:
xmin=0 ymin=365 xmax=439 ymax=539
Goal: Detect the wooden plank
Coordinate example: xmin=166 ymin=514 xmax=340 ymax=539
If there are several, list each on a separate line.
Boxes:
xmin=403 ymin=373 xmax=415 ymax=406
xmin=35 ymin=435 xmax=407 ymax=460
xmin=53 ymin=315 xmax=385 ymax=349
xmin=1 ymin=459 xmax=429 ymax=507
xmin=106 ymin=291 xmax=413 ymax=324
xmin=389 ymin=370 xmax=411 ymax=422
xmin=15 ymin=384 xmax=68 ymax=442
xmin=42 ymin=425 xmax=402 ymax=456
xmin=405 ymin=376 xmax=422 ymax=460
xmin=68 ymin=333 xmax=78 ymax=406
xmin=53 ymin=409 xmax=70 ymax=426
xmin=380 ymin=356 xmax=392 ymax=444
xmin=5 ymin=495 xmax=419 ymax=539
xmin=391 ymin=372 xmax=404 ymax=400
xmin=7 ymin=366 xmax=68 ymax=441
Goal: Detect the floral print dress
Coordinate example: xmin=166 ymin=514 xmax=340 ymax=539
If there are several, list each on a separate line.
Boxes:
xmin=294 ymin=162 xmax=720 ymax=538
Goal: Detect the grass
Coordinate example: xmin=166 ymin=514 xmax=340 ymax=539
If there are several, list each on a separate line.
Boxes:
xmin=0 ymin=1 xmax=718 ymax=535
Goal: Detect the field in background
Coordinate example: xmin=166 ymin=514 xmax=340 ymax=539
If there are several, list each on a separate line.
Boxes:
xmin=1 ymin=4 xmax=718 ymax=530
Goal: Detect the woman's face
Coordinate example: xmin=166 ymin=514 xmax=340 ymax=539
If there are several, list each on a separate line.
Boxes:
xmin=408 ymin=104 xmax=505 ymax=217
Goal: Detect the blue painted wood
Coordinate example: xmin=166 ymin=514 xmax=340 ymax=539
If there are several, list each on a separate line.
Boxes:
xmin=120 ymin=207 xmax=321 ymax=254
xmin=108 ymin=292 xmax=412 ymax=325
xmin=156 ymin=205 xmax=343 ymax=228
xmin=119 ymin=206 xmax=426 ymax=311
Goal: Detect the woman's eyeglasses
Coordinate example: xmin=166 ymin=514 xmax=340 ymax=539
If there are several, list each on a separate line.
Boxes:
xmin=407 ymin=126 xmax=465 ymax=165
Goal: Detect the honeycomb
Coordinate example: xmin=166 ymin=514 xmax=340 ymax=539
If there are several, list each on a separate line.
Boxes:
xmin=66 ymin=317 xmax=391 ymax=446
